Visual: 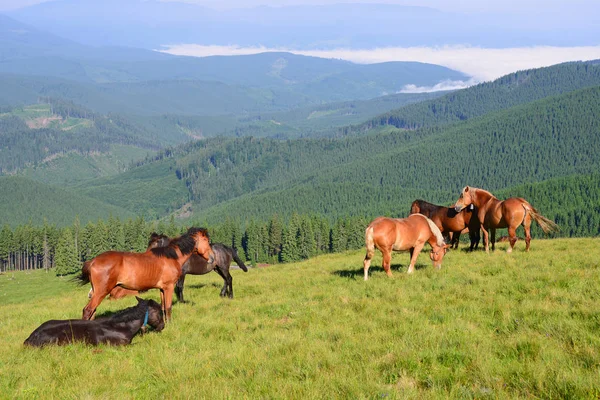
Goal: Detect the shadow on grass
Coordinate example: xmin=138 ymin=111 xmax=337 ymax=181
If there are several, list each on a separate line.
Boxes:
xmin=333 ymin=263 xmax=428 ymax=279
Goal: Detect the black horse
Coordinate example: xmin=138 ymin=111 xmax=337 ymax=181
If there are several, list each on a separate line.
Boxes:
xmin=175 ymin=243 xmax=248 ymax=302
xmin=24 ymin=297 xmax=164 ymax=347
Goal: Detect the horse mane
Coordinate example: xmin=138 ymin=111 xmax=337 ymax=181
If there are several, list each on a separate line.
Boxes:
xmin=413 ymin=213 xmax=445 ymax=247
xmin=151 ymin=227 xmax=210 ymax=259
xmin=412 ymin=200 xmax=442 ymax=216
xmin=467 ymin=187 xmax=497 ymax=203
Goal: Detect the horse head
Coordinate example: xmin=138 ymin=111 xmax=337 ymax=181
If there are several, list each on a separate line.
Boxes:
xmin=147 ymin=232 xmax=171 ymax=250
xmin=187 ymin=227 xmax=215 ymax=264
xmin=454 ymin=186 xmax=474 ymax=212
xmin=137 ymin=297 xmax=165 ymax=333
xmin=429 ymin=243 xmax=451 ymax=269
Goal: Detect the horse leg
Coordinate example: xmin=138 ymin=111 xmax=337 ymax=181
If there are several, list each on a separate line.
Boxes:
xmin=453 ymin=231 xmax=461 ymax=249
xmin=491 ymin=228 xmax=496 ymax=251
xmin=214 ymin=267 xmax=229 ymax=297
xmin=481 ymin=224 xmax=490 ymax=253
xmin=159 ymin=289 xmax=166 ymax=319
xmin=162 ymin=286 xmax=175 ymax=322
xmin=507 ymin=226 xmax=518 ymax=253
xmin=408 ymin=243 xmax=424 ymax=273
xmin=175 ymin=273 xmax=186 ymax=303
xmin=523 ymin=219 xmax=532 ymax=252
xmin=363 ymin=247 xmax=375 ymax=281
xmin=225 ymin=268 xmax=234 ymax=299
xmin=82 ymin=288 xmax=110 ymax=320
xmin=382 ymin=248 xmax=393 ymax=277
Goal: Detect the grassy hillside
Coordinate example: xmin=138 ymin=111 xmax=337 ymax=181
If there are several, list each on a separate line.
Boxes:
xmin=351 ymin=60 xmax=600 ymax=134
xmin=2 ymin=238 xmax=600 ymax=398
xmin=0 ymin=176 xmax=134 ymax=226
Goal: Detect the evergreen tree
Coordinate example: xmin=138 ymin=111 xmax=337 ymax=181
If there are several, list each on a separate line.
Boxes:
xmin=54 ymin=228 xmax=80 ymax=276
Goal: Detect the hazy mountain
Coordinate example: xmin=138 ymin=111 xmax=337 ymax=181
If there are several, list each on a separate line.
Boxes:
xmin=7 ymin=0 xmax=599 ymax=49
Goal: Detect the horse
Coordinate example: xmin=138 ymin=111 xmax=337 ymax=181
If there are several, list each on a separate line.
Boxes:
xmin=175 ymin=243 xmax=248 ymax=302
xmin=363 ymin=214 xmax=451 ymax=280
xmin=76 ymin=227 xmax=215 ymax=321
xmin=24 ymin=297 xmax=164 ymax=347
xmin=105 ymin=234 xmax=248 ymax=301
xmin=453 ymin=186 xmax=559 ymax=253
xmin=410 ymin=199 xmax=481 ymax=250
xmin=103 ymin=233 xmax=171 ymax=300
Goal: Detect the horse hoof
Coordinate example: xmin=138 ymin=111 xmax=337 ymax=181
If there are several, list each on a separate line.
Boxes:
xmin=506 ymin=248 xmax=513 ymax=254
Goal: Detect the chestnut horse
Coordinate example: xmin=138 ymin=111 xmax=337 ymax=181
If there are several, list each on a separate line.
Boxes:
xmin=104 ymin=233 xmax=171 ymax=300
xmin=24 ymin=297 xmax=164 ymax=347
xmin=363 ymin=214 xmax=450 ymax=280
xmin=410 ymin=199 xmax=480 ymax=250
xmin=77 ymin=227 xmax=214 ymax=321
xmin=453 ymin=186 xmax=559 ymax=253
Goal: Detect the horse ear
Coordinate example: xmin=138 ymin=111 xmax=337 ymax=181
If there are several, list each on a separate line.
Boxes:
xmin=136 ymin=296 xmax=143 ymax=303
xmin=464 ymin=186 xmax=469 ymax=192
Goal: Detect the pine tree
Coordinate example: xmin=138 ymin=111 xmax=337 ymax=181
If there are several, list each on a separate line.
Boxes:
xmin=54 ymin=228 xmax=80 ymax=276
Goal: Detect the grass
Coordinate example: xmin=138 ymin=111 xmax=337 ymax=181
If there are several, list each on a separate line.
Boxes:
xmin=1 ymin=238 xmax=600 ymax=398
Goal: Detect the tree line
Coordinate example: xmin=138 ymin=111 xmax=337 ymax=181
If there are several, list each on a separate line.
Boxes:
xmin=0 ymin=214 xmax=369 ymax=275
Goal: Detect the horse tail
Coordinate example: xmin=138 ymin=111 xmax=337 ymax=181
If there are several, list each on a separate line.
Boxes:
xmin=74 ymin=260 xmax=92 ymax=286
xmin=522 ymin=203 xmax=560 ymax=234
xmin=231 ymin=248 xmax=248 ymax=272
xmin=423 ymin=216 xmax=445 ymax=247
xmin=364 ymin=225 xmax=375 ymax=259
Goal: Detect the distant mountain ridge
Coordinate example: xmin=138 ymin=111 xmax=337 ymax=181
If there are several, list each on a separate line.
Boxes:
xmin=7 ymin=0 xmax=598 ymax=48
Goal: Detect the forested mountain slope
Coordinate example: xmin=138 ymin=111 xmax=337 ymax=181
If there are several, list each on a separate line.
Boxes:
xmin=0 ymin=101 xmax=166 ymax=174
xmin=348 ymin=60 xmax=600 ymax=134
xmin=0 ymin=176 xmax=134 ymax=226
xmin=84 ymin=86 xmax=600 ymax=224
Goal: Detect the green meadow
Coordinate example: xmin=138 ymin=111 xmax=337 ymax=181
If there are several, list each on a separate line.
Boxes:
xmin=1 ymin=238 xmax=599 ymax=399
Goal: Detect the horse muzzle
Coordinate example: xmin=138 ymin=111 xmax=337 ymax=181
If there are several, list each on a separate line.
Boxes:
xmin=454 ymin=204 xmax=465 ymax=213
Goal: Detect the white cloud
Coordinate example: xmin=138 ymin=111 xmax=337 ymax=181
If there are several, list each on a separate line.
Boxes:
xmin=160 ymin=44 xmax=600 ymax=82
xmin=399 ymin=79 xmax=478 ymax=93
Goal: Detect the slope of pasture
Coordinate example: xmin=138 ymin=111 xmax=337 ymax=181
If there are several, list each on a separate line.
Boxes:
xmin=1 ymin=238 xmax=599 ymax=398
xmin=0 ymin=176 xmax=134 ymax=226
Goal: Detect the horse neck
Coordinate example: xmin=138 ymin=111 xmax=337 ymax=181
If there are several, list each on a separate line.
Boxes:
xmin=472 ymin=188 xmax=497 ymax=208
xmin=107 ymin=308 xmax=147 ymax=337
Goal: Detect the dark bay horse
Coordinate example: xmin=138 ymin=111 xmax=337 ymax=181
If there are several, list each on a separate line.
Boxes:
xmin=176 ymin=243 xmax=248 ymax=302
xmin=24 ymin=297 xmax=164 ymax=347
xmin=363 ymin=214 xmax=450 ymax=280
xmin=410 ymin=199 xmax=480 ymax=250
xmin=77 ymin=227 xmax=215 ymax=321
xmin=453 ymin=186 xmax=559 ymax=253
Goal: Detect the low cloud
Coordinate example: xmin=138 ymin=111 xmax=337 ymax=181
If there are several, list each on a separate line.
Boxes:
xmin=399 ymin=78 xmax=479 ymax=93
xmin=160 ymin=44 xmax=600 ymax=82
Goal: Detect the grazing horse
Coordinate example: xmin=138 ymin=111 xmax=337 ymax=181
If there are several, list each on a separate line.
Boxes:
xmin=176 ymin=243 xmax=248 ymax=302
xmin=363 ymin=214 xmax=450 ymax=280
xmin=24 ymin=297 xmax=164 ymax=347
xmin=453 ymin=186 xmax=559 ymax=253
xmin=77 ymin=227 xmax=214 ymax=321
xmin=410 ymin=199 xmax=480 ymax=250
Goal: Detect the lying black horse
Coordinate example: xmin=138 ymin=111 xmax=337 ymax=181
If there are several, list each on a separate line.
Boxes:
xmin=24 ymin=297 xmax=164 ymax=347
xmin=176 ymin=243 xmax=248 ymax=302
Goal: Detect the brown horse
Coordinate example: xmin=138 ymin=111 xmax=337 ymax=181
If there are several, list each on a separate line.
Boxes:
xmin=410 ymin=199 xmax=480 ymax=250
xmin=363 ymin=214 xmax=450 ymax=280
xmin=453 ymin=186 xmax=559 ymax=253
xmin=77 ymin=227 xmax=214 ymax=321
xmin=103 ymin=233 xmax=171 ymax=300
